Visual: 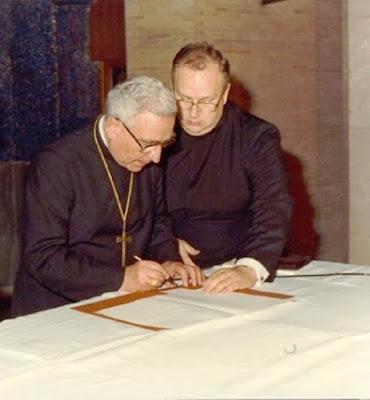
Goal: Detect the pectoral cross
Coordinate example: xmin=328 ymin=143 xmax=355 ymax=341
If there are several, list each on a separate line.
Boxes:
xmin=116 ymin=231 xmax=132 ymax=268
xmin=116 ymin=233 xmax=132 ymax=245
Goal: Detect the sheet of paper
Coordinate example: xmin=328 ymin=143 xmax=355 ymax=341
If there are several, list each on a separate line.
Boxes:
xmin=97 ymin=287 xmax=289 ymax=329
xmin=164 ymin=287 xmax=287 ymax=314
xmin=277 ymin=260 xmax=370 ymax=276
xmin=98 ymin=294 xmax=231 ymax=329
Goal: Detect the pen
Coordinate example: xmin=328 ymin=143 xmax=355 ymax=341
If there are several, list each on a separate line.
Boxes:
xmin=134 ymin=255 xmax=162 ymax=287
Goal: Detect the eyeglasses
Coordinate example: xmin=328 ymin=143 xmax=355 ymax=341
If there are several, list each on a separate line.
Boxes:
xmin=176 ymin=91 xmax=225 ymax=112
xmin=116 ymin=119 xmax=176 ymax=152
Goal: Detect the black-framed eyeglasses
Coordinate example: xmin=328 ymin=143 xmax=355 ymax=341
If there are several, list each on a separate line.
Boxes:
xmin=116 ymin=119 xmax=176 ymax=151
xmin=175 ymin=90 xmax=225 ymax=113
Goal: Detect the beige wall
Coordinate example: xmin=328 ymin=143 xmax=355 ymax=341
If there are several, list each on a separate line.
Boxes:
xmin=125 ymin=0 xmax=347 ymax=261
xmin=348 ymin=0 xmax=370 ymax=263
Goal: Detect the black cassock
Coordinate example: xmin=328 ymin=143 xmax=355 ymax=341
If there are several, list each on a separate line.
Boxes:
xmin=165 ymin=102 xmax=292 ymax=277
xmin=12 ymin=121 xmax=179 ymax=316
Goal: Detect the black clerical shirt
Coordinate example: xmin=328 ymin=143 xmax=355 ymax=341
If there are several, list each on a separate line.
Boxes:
xmin=165 ymin=102 xmax=292 ymax=277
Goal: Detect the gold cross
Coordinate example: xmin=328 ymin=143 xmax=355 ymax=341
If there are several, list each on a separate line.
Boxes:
xmin=116 ymin=232 xmax=132 ymax=269
xmin=116 ymin=233 xmax=132 ymax=244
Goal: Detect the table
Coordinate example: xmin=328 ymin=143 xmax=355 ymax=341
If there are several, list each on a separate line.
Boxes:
xmin=0 ymin=260 xmax=370 ymax=399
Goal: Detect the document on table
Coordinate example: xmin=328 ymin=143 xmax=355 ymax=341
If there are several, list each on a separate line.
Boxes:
xmin=94 ymin=287 xmax=290 ymax=330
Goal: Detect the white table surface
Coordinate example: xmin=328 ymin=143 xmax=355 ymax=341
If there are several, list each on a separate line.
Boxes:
xmin=1 ymin=260 xmax=370 ymax=399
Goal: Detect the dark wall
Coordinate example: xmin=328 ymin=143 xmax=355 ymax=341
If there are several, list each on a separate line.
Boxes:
xmin=0 ymin=0 xmax=100 ymax=161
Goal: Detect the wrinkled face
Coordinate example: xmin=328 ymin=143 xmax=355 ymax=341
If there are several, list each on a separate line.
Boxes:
xmin=105 ymin=111 xmax=175 ymax=173
xmin=173 ymin=62 xmax=230 ymax=136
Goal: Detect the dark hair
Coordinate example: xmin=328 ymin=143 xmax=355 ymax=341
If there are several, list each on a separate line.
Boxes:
xmin=172 ymin=41 xmax=230 ymax=84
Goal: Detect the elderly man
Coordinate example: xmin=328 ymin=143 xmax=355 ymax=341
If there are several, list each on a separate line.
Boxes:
xmin=12 ymin=76 xmax=203 ymax=317
xmin=165 ymin=42 xmax=292 ymax=293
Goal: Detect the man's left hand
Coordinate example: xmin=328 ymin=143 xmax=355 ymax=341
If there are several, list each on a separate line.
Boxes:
xmin=202 ymin=266 xmax=258 ymax=293
xmin=162 ymin=261 xmax=205 ymax=287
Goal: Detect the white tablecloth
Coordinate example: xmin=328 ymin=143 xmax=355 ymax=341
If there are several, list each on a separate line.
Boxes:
xmin=1 ymin=260 xmax=370 ymax=399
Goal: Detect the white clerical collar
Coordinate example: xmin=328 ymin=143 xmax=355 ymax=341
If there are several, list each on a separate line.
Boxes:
xmin=98 ymin=115 xmax=108 ymax=146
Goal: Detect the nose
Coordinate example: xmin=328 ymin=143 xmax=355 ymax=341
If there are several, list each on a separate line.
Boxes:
xmin=189 ymin=102 xmax=201 ymax=118
xmin=146 ymin=145 xmax=162 ymax=164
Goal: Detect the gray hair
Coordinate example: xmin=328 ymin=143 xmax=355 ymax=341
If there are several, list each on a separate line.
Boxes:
xmin=105 ymin=76 xmax=176 ymax=127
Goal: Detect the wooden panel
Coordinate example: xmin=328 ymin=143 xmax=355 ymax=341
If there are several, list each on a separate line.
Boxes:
xmin=0 ymin=161 xmax=30 ymax=288
xmin=89 ymin=0 xmax=125 ymax=61
xmin=99 ymin=60 xmax=126 ymax=110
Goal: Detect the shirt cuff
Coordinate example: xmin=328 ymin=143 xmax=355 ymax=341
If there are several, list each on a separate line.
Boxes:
xmin=234 ymin=257 xmax=269 ymax=287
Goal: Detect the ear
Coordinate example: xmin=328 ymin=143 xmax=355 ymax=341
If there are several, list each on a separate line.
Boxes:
xmin=104 ymin=117 xmax=120 ymax=140
xmin=222 ymin=83 xmax=231 ymax=105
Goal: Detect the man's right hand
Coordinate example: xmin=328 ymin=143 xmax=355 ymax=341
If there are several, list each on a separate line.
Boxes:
xmin=120 ymin=260 xmax=170 ymax=292
xmin=162 ymin=261 xmax=205 ymax=287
